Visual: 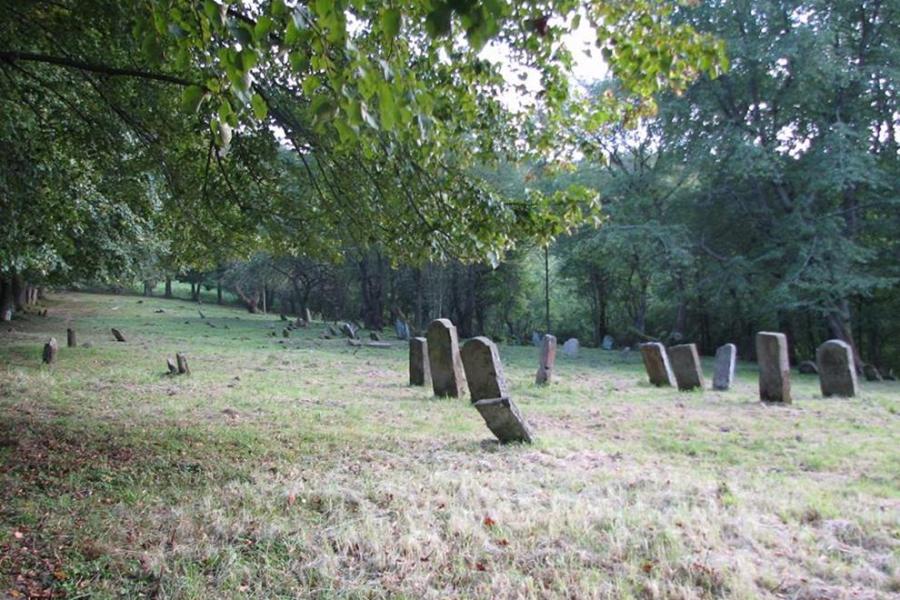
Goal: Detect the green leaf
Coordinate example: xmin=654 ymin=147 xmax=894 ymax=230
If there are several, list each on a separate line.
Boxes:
xmin=251 ymin=93 xmax=268 ymax=120
xmin=181 ymin=85 xmax=205 ymax=113
xmin=381 ymin=8 xmax=401 ymax=40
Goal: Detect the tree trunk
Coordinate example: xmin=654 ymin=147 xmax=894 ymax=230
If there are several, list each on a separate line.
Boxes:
xmin=164 ymin=277 xmax=172 ymax=298
xmin=0 ymin=276 xmax=13 ymax=321
xmin=217 ymin=279 xmax=223 ymax=304
xmin=358 ymin=252 xmax=385 ymax=330
xmin=826 ymin=300 xmax=863 ymax=373
xmin=12 ymin=273 xmax=26 ymax=312
xmin=143 ymin=281 xmax=153 ymax=296
xmin=414 ymin=267 xmax=425 ymax=332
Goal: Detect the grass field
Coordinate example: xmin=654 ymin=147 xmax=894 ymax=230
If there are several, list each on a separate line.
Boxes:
xmin=1 ymin=292 xmax=897 ymax=599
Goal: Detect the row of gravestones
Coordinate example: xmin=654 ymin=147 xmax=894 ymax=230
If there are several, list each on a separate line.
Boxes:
xmin=410 ymin=318 xmax=534 ymax=445
xmin=640 ymin=333 xmax=859 ymax=402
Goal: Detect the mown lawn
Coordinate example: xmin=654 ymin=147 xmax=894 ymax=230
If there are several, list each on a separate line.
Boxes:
xmin=1 ymin=292 xmax=897 ymax=599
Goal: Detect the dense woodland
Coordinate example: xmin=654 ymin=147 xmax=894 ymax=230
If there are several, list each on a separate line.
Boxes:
xmin=2 ymin=0 xmax=898 ymax=370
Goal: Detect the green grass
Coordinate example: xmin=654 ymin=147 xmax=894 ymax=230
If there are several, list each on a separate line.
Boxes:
xmin=1 ymin=292 xmax=898 ymax=599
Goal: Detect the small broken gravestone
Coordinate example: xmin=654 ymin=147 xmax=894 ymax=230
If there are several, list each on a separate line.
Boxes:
xmin=816 ymin=339 xmax=858 ymax=398
xmin=712 ymin=343 xmax=736 ymax=391
xmin=340 ymin=322 xmax=358 ymax=340
xmin=409 ymin=337 xmax=431 ymax=386
xmin=669 ymin=343 xmax=705 ymax=391
xmin=639 ymin=342 xmax=677 ymax=387
xmin=426 ymin=318 xmax=467 ymax=398
xmin=42 ymin=338 xmax=59 ymax=364
xmin=282 ymin=328 xmax=290 ymax=338
xmin=67 ymin=328 xmax=77 ymax=348
xmin=166 ymin=357 xmax=178 ymax=374
xmin=562 ymin=338 xmax=579 ymax=358
xmin=370 ymin=331 xmax=381 ymax=341
xmin=460 ymin=337 xmax=509 ymax=401
xmin=602 ymin=335 xmax=614 ymax=350
xmin=863 ymin=364 xmax=882 ymax=382
xmin=535 ymin=334 xmax=557 ymax=385
xmin=176 ymin=352 xmax=190 ymax=375
xmin=798 ymin=361 xmax=819 ymax=374
xmin=460 ymin=337 xmax=533 ymax=444
xmin=111 ymin=328 xmax=126 ymax=342
xmin=756 ymin=332 xmax=791 ymax=403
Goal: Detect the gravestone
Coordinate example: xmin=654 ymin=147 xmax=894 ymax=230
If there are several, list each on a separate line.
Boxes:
xmin=340 ymin=322 xmax=358 ymax=340
xmin=712 ymin=343 xmax=736 ymax=391
xmin=535 ymin=334 xmax=557 ymax=385
xmin=531 ymin=331 xmax=542 ymax=347
xmin=408 ymin=337 xmax=430 ymax=386
xmin=798 ymin=361 xmax=819 ymax=374
xmin=669 ymin=343 xmax=705 ymax=391
xmin=395 ymin=318 xmax=410 ymax=340
xmin=111 ymin=328 xmax=126 ymax=342
xmin=863 ymin=364 xmax=882 ymax=382
xmin=474 ymin=397 xmax=534 ymax=444
xmin=460 ymin=337 xmax=509 ymax=402
xmin=66 ymin=328 xmax=77 ymax=348
xmin=42 ymin=338 xmax=58 ymax=364
xmin=756 ymin=332 xmax=791 ymax=403
xmin=562 ymin=338 xmax=579 ymax=358
xmin=426 ymin=319 xmax=467 ymax=398
xmin=176 ymin=352 xmax=190 ymax=375
xmin=602 ymin=335 xmax=614 ymax=350
xmin=639 ymin=342 xmax=676 ymax=387
xmin=304 ymin=308 xmax=312 ymax=323
xmin=166 ymin=357 xmax=178 ymax=374
xmin=816 ymin=339 xmax=858 ymax=398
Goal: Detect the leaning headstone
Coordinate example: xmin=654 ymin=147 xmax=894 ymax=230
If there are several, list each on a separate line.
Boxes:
xmin=42 ymin=338 xmax=58 ymax=364
xmin=562 ymin=338 xmax=579 ymax=358
xmin=395 ymin=318 xmax=410 ymax=340
xmin=340 ymin=322 xmax=358 ymax=340
xmin=884 ymin=368 xmax=897 ymax=381
xmin=409 ymin=337 xmax=431 ymax=386
xmin=756 ymin=332 xmax=791 ymax=403
xmin=669 ymin=343 xmax=705 ymax=391
xmin=602 ymin=335 xmax=614 ymax=350
xmin=66 ymin=328 xmax=77 ymax=348
xmin=535 ymin=334 xmax=557 ymax=385
xmin=370 ymin=331 xmax=381 ymax=341
xmin=712 ymin=343 xmax=736 ymax=391
xmin=111 ymin=328 xmax=126 ymax=342
xmin=473 ymin=397 xmax=534 ymax=444
xmin=816 ymin=339 xmax=858 ymax=398
xmin=426 ymin=319 xmax=467 ymax=398
xmin=639 ymin=342 xmax=677 ymax=387
xmin=176 ymin=352 xmax=190 ymax=375
xmin=798 ymin=361 xmax=819 ymax=375
xmin=304 ymin=308 xmax=312 ymax=323
xmin=460 ymin=337 xmax=509 ymax=401
xmin=863 ymin=364 xmax=882 ymax=382
xmin=531 ymin=331 xmax=542 ymax=347
xmin=166 ymin=357 xmax=178 ymax=374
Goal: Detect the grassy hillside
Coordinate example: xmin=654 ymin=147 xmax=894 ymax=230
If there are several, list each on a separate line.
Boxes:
xmin=1 ymin=292 xmax=897 ymax=599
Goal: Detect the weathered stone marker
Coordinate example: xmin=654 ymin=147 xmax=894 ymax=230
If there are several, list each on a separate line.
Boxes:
xmin=426 ymin=319 xmax=467 ymax=398
xmin=460 ymin=337 xmax=533 ymax=444
xmin=111 ymin=328 xmax=126 ymax=342
xmin=166 ymin=357 xmax=178 ymax=374
xmin=863 ymin=364 xmax=882 ymax=382
xmin=639 ymin=342 xmax=677 ymax=387
xmin=408 ymin=337 xmax=431 ymax=386
xmin=712 ymin=343 xmax=736 ymax=391
xmin=816 ymin=339 xmax=858 ymax=398
xmin=176 ymin=352 xmax=190 ymax=375
xmin=756 ymin=332 xmax=791 ymax=403
xmin=42 ymin=338 xmax=58 ymax=364
xmin=669 ymin=343 xmax=705 ymax=391
xmin=473 ymin=398 xmax=534 ymax=444
xmin=602 ymin=334 xmax=614 ymax=350
xmin=66 ymin=328 xmax=77 ymax=348
xmin=535 ymin=334 xmax=557 ymax=385
xmin=461 ymin=337 xmax=509 ymax=401
xmin=798 ymin=361 xmax=818 ymax=374
xmin=304 ymin=308 xmax=312 ymax=323
xmin=562 ymin=338 xmax=579 ymax=358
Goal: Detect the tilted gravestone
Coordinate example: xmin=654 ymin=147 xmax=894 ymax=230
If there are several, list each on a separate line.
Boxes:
xmin=816 ymin=339 xmax=858 ymax=398
xmin=66 ymin=328 xmax=77 ymax=348
xmin=111 ymin=328 xmax=126 ymax=342
xmin=535 ymin=334 xmax=557 ymax=385
xmin=562 ymin=338 xmax=579 ymax=358
xmin=460 ymin=337 xmax=509 ymax=401
xmin=712 ymin=343 xmax=736 ymax=391
xmin=669 ymin=343 xmax=705 ymax=391
xmin=756 ymin=332 xmax=791 ymax=403
xmin=863 ymin=364 xmax=882 ymax=382
xmin=42 ymin=338 xmax=58 ymax=364
xmin=408 ymin=337 xmax=431 ymax=386
xmin=426 ymin=319 xmax=467 ymax=398
xmin=639 ymin=342 xmax=676 ymax=387
xmin=304 ymin=307 xmax=312 ymax=323
xmin=176 ymin=352 xmax=190 ymax=375
xmin=460 ymin=337 xmax=533 ymax=444
xmin=166 ymin=357 xmax=178 ymax=375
